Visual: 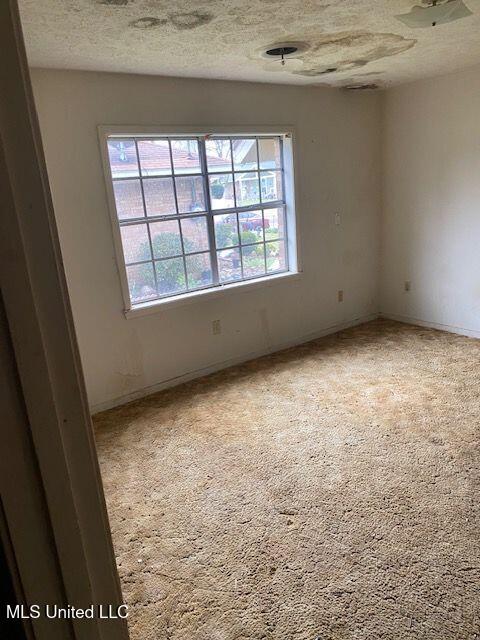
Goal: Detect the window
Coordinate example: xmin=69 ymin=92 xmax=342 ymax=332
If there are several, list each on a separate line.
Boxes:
xmin=102 ymin=132 xmax=297 ymax=310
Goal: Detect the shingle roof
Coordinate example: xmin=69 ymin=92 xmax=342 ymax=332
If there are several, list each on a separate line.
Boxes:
xmin=108 ymin=139 xmax=226 ymax=175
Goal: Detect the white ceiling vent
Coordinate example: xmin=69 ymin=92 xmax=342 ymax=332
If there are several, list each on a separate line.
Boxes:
xmin=395 ymin=0 xmax=473 ymax=28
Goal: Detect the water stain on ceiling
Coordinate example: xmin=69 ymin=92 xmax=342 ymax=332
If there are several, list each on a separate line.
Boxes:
xmin=129 ymin=11 xmax=213 ymax=31
xmin=129 ymin=16 xmax=166 ymax=28
xmin=293 ymin=31 xmax=416 ymax=78
xmin=96 ymin=0 xmax=129 ymax=5
xmin=343 ymin=82 xmax=380 ymax=90
xmin=169 ymin=11 xmax=213 ymax=31
xmin=18 ymin=0 xmax=480 ymax=87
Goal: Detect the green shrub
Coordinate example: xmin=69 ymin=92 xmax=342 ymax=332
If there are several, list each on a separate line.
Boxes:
xmin=134 ymin=232 xmax=195 ymax=295
xmin=216 ymin=223 xmax=234 ymax=248
xmin=240 ymin=229 xmax=261 ymax=245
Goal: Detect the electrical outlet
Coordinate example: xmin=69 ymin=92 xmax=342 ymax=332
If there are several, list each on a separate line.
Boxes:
xmin=404 ymin=281 xmax=411 ymax=292
xmin=338 ymin=289 xmax=344 ymax=302
xmin=212 ymin=319 xmax=221 ymax=335
xmin=334 ymin=212 xmax=341 ymax=226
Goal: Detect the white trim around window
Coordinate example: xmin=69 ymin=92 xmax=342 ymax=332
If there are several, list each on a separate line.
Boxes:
xmin=98 ymin=126 xmax=300 ymax=316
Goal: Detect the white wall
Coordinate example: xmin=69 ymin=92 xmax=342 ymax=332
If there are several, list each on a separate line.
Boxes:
xmin=31 ymin=69 xmax=381 ymax=411
xmin=381 ymin=64 xmax=480 ymax=336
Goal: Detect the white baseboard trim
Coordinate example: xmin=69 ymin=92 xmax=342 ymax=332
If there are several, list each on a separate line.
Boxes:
xmin=91 ymin=312 xmax=379 ymax=414
xmin=380 ymin=312 xmax=480 ymax=340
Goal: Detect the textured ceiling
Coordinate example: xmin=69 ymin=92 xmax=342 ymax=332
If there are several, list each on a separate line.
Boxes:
xmin=19 ymin=0 xmax=480 ymax=87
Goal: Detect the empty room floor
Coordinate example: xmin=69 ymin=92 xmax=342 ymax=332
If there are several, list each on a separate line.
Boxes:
xmin=94 ymin=319 xmax=480 ymax=640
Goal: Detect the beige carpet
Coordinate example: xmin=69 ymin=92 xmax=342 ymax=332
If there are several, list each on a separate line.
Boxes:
xmin=94 ymin=320 xmax=480 ymax=640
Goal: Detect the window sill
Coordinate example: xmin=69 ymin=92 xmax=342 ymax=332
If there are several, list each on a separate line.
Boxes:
xmin=124 ymin=270 xmax=302 ymax=318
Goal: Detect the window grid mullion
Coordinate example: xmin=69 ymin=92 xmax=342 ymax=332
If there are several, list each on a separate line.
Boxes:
xmin=210 ymin=200 xmax=284 ymax=217
xmin=133 ymin=139 xmax=158 ymax=295
xmin=119 ymin=211 xmax=207 ymax=226
xmin=235 ymin=212 xmax=244 ymax=279
xmin=176 ymin=219 xmax=189 ymax=293
xmin=166 ymin=139 xmax=188 ymax=290
xmin=226 ymin=138 xmax=244 ymax=281
xmin=118 ymin=199 xmax=285 ymax=227
xmin=125 ymin=240 xmax=284 ymax=270
xmin=172 ymin=218 xmax=188 ymax=293
xmin=254 ymin=137 xmax=268 ymax=275
xmin=262 ymin=212 xmax=267 ymax=274
xmin=279 ymin=136 xmax=289 ymax=272
xmin=229 ymin=139 xmax=245 ymax=278
xmin=255 ymin=138 xmax=265 ymax=242
xmin=112 ymin=171 xmax=202 ymax=182
xmin=199 ymin=137 xmax=219 ymax=286
xmin=205 ymin=168 xmax=282 ymax=178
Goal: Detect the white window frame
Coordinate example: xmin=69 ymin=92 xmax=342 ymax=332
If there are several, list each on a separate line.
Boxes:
xmin=98 ymin=126 xmax=300 ymax=317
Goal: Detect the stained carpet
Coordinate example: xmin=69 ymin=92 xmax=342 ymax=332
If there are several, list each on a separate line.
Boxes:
xmin=94 ymin=320 xmax=480 ymax=640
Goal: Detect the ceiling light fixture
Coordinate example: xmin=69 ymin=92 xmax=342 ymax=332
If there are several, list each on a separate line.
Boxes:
xmin=257 ymin=42 xmax=309 ymax=73
xmin=395 ymin=0 xmax=473 ymax=28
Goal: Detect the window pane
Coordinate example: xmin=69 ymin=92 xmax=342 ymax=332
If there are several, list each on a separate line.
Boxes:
xmin=108 ymin=139 xmax=139 ymax=178
xmin=180 ymin=216 xmax=210 ymax=254
xmin=138 ymin=139 xmax=172 ymax=176
xmin=209 ymin=174 xmax=235 ymax=210
xmin=235 ymin=172 xmax=260 ymax=208
xmin=217 ymin=248 xmax=242 ymax=282
xmin=113 ymin=180 xmax=144 ymax=220
xmin=232 ymin=138 xmax=257 ymax=171
xmin=266 ymin=240 xmax=287 ymax=272
xmin=171 ymin=139 xmax=201 ymax=174
xmin=150 ymin=220 xmax=182 ymax=259
xmin=258 ymin=138 xmax=281 ymax=169
xmin=206 ymin=139 xmax=232 ymax=173
xmin=238 ymin=210 xmax=264 ymax=244
xmin=109 ymin=134 xmax=290 ymax=306
xmin=156 ymin=258 xmax=186 ymax=296
xmin=126 ymin=263 xmax=156 ymax=303
xmin=263 ymin=207 xmax=285 ymax=241
xmin=242 ymin=244 xmax=265 ymax=278
xmin=214 ymin=213 xmax=239 ymax=249
xmin=175 ymin=176 xmax=205 ymax=213
xmin=261 ymin=170 xmax=283 ymax=203
xmin=120 ymin=224 xmax=151 ymax=264
xmin=185 ymin=252 xmax=213 ymax=289
xmin=143 ymin=177 xmax=176 ymax=217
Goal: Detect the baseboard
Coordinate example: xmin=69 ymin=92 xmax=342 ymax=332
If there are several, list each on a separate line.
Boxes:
xmin=380 ymin=312 xmax=480 ymax=340
xmin=91 ymin=312 xmax=379 ymax=414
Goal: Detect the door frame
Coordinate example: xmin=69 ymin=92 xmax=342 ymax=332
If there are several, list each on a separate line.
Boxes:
xmin=0 ymin=3 xmax=128 ymax=639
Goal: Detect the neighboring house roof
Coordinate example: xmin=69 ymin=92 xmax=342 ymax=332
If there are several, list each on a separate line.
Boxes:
xmin=109 ymin=139 xmax=227 ymax=176
xmin=231 ymin=139 xmax=256 ymax=165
